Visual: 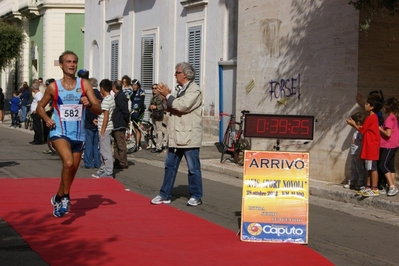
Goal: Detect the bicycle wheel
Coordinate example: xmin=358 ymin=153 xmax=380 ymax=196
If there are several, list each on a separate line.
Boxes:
xmin=234 ymin=138 xmax=251 ymax=166
xmin=220 ymin=130 xmax=231 ymax=163
xmin=126 ymin=125 xmax=137 ymax=154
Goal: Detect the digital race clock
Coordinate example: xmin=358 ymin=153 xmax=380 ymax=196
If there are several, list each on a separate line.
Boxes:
xmin=244 ymin=114 xmax=315 ymax=140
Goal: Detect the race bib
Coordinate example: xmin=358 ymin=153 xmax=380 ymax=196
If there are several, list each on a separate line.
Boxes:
xmin=60 ymin=104 xmax=83 ymax=121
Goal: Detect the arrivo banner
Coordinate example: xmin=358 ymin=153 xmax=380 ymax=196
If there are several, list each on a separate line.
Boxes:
xmin=240 ymin=151 xmax=309 ymax=244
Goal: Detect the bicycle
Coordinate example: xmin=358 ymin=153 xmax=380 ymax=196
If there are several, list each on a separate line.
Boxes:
xmin=126 ymin=112 xmax=167 ymax=153
xmin=215 ymin=110 xmax=251 ymax=165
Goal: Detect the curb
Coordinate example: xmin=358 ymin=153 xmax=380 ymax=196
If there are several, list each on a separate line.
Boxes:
xmin=199 ymin=159 xmax=399 ymax=216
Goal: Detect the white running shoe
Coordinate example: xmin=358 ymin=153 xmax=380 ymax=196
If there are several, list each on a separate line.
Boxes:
xmin=151 ymin=195 xmax=171 ymax=205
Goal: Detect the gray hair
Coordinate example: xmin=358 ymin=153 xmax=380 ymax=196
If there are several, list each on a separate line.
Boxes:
xmin=89 ymin=77 xmax=98 ymax=88
xmin=176 ymin=62 xmax=195 ymax=81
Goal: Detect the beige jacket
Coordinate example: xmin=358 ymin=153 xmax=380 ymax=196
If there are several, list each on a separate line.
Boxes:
xmin=166 ymin=81 xmax=203 ymax=148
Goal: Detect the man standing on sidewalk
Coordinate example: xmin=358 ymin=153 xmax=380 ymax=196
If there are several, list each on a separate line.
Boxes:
xmin=30 ymin=84 xmax=44 ymax=144
xmin=151 ymin=62 xmax=204 ymax=206
xmin=112 ymin=80 xmax=130 ymax=169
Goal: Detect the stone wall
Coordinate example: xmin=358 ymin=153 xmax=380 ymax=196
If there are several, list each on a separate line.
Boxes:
xmin=236 ymin=0 xmax=361 ymax=182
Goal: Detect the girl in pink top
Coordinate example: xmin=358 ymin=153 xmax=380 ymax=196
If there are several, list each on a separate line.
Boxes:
xmin=379 ymin=97 xmax=399 ymax=196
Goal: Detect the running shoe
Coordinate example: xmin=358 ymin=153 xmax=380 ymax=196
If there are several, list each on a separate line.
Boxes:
xmin=91 ymin=170 xmax=104 ymax=178
xmin=387 ymin=187 xmax=398 ymax=197
xmin=53 ymin=201 xmax=64 ymax=217
xmin=150 ymin=195 xmax=171 ymax=205
xmin=187 ymin=197 xmax=202 ymax=206
xmin=51 ymin=194 xmax=70 ymax=214
xmin=362 ymin=188 xmax=379 ymax=197
xmin=60 ymin=197 xmax=70 ymax=214
xmin=93 ymin=172 xmax=114 ymax=178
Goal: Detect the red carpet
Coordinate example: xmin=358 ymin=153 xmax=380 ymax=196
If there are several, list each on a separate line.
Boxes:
xmin=0 ymin=178 xmax=332 ymax=265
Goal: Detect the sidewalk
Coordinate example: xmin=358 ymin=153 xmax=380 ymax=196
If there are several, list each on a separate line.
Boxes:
xmin=132 ymin=143 xmax=399 ymax=216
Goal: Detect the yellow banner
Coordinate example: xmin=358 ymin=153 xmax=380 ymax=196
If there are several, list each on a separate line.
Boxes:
xmin=241 ymin=151 xmax=309 ymax=244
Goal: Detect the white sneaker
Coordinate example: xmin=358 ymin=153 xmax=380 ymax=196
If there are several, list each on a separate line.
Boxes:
xmin=91 ymin=170 xmax=104 ymax=178
xmin=151 ymin=195 xmax=171 ymax=205
xmin=387 ymin=187 xmax=398 ymax=197
xmin=187 ymin=197 xmax=202 ymax=206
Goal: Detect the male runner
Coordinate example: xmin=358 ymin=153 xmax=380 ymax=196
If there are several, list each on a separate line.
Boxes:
xmin=37 ymin=51 xmax=101 ymax=217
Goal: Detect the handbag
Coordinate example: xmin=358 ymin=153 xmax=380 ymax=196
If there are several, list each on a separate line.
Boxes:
xmin=152 ymin=109 xmax=164 ymax=120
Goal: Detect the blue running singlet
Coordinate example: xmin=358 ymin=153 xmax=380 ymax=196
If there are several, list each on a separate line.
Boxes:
xmin=50 ymin=78 xmax=87 ymax=141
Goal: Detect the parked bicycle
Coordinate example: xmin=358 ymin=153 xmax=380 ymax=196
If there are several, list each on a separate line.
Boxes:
xmin=126 ymin=112 xmax=167 ymax=153
xmin=215 ymin=110 xmax=251 ymax=165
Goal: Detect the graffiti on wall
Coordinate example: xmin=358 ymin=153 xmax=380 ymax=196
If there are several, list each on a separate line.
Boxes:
xmin=269 ymin=74 xmax=301 ymax=100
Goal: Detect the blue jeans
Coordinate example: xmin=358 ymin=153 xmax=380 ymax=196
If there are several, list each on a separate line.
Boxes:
xmin=159 ymin=148 xmax=203 ymax=200
xmin=11 ymin=111 xmax=19 ymax=126
xmin=20 ymin=105 xmax=27 ymax=122
xmin=83 ymin=128 xmax=101 ymax=168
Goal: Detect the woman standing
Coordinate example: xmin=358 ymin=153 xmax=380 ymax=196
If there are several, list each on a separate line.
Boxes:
xmin=149 ymin=84 xmax=165 ymax=152
xmin=130 ymin=79 xmax=145 ymax=150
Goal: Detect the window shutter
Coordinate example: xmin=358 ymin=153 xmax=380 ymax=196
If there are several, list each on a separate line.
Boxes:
xmin=111 ymin=40 xmax=119 ymax=81
xmin=141 ymin=36 xmax=155 ymax=120
xmin=188 ymin=26 xmax=202 ymax=86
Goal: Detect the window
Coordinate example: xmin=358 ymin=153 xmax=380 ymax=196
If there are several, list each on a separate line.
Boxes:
xmin=141 ymin=36 xmax=154 ymax=90
xmin=110 ymin=40 xmax=119 ymax=81
xmin=188 ymin=26 xmax=202 ymax=86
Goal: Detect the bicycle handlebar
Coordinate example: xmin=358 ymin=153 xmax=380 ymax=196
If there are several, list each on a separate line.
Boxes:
xmin=219 ymin=110 xmax=250 ymax=121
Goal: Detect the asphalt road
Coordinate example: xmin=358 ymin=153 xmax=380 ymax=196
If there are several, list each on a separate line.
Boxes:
xmin=1 ymin=124 xmax=399 ymax=265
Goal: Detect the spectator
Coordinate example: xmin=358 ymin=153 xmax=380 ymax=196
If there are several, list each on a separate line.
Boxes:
xmin=42 ymin=79 xmax=55 ymax=143
xmin=112 ymin=80 xmax=130 ymax=169
xmin=345 ymin=112 xmax=366 ymax=193
xmin=151 ymin=62 xmax=203 ymax=206
xmin=30 ymin=84 xmax=44 ymax=144
xmin=91 ymin=79 xmax=115 ymax=178
xmin=149 ymin=83 xmax=165 ymax=153
xmin=38 ymin=77 xmax=46 ymax=94
xmin=19 ymin=83 xmax=30 ymax=127
xmin=347 ymin=94 xmax=383 ymax=197
xmin=379 ymin=97 xmax=399 ymax=196
xmin=130 ymin=79 xmax=146 ymax=150
xmin=122 ymin=75 xmax=133 ymax=112
xmin=9 ymin=92 xmax=20 ymax=128
xmin=0 ymin=88 xmax=4 ymax=123
xmin=83 ymin=77 xmax=102 ymax=169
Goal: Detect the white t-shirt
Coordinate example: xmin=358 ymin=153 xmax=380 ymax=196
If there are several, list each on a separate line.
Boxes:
xmin=31 ymin=91 xmax=43 ymax=112
xmin=98 ymin=95 xmax=115 ymax=131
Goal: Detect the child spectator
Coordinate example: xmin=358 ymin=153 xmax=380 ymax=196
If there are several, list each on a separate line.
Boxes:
xmin=9 ymin=92 xmax=20 ymax=128
xmin=345 ymin=112 xmax=367 ymax=192
xmin=379 ymin=97 xmax=399 ymax=196
xmin=347 ymin=94 xmax=383 ymax=197
xmin=92 ymin=79 xmax=115 ymax=178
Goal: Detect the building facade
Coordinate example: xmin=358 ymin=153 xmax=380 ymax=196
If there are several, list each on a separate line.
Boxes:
xmin=83 ymin=0 xmax=238 ymax=128
xmin=0 ymin=0 xmax=85 ymax=99
xmin=236 ymin=1 xmax=399 ymax=182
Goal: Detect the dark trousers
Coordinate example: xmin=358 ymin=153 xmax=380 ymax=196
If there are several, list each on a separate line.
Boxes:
xmin=42 ymin=110 xmax=53 ymax=142
xmin=32 ymin=112 xmax=43 ymax=143
xmin=11 ymin=111 xmax=20 ymax=126
xmin=112 ymin=129 xmax=128 ymax=167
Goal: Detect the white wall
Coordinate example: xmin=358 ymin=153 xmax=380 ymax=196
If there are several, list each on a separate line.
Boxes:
xmin=84 ymin=0 xmax=237 ymax=127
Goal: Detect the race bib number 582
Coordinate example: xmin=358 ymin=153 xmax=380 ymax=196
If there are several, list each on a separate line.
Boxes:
xmin=60 ymin=104 xmax=83 ymax=121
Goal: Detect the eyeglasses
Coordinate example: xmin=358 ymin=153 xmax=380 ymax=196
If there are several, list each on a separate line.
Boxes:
xmin=152 ymin=87 xmax=157 ymax=89
xmin=175 ymin=71 xmax=182 ymax=75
